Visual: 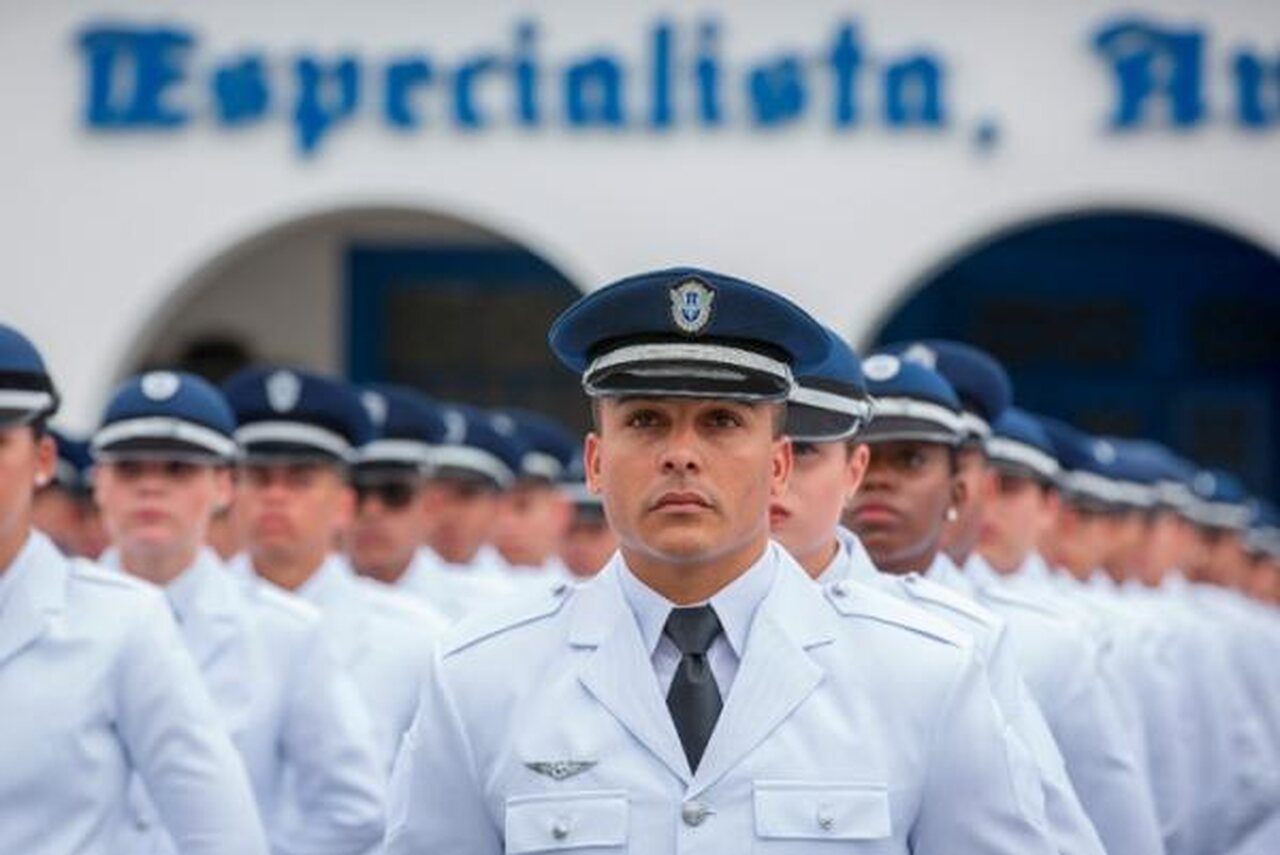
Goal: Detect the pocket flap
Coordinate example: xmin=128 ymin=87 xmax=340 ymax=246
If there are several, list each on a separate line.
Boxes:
xmin=754 ymin=780 xmax=891 ymax=841
xmin=505 ymin=790 xmax=629 ymax=853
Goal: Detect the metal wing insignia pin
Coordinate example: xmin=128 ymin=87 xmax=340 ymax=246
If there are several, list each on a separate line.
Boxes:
xmin=525 ymin=760 xmax=597 ymax=781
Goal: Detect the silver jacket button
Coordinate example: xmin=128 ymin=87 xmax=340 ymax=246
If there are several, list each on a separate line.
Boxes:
xmin=681 ymin=800 xmax=711 ymax=827
xmin=551 ymin=818 xmax=571 ymax=840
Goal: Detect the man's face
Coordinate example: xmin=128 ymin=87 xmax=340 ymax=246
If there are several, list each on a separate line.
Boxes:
xmin=423 ymin=477 xmax=501 ymax=564
xmin=349 ymin=470 xmax=426 ymax=582
xmin=494 ymin=482 xmax=572 ymax=567
xmin=1133 ymin=510 xmax=1185 ymax=586
xmin=0 ymin=425 xmax=55 ymax=559
xmin=1048 ymin=502 xmax=1110 ymax=578
xmin=979 ymin=471 xmax=1054 ymax=573
xmin=845 ymin=440 xmax=960 ymax=574
xmin=95 ymin=459 xmax=229 ymax=564
xmin=585 ymin=397 xmax=789 ymax=569
xmin=1100 ymin=510 xmax=1146 ymax=579
xmin=237 ymin=461 xmax=353 ymax=566
xmin=939 ymin=444 xmax=993 ymax=563
xmin=560 ymin=511 xmax=618 ymax=578
xmin=771 ymin=440 xmax=868 ymax=573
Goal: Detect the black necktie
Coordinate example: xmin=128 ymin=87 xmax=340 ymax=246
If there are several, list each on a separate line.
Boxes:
xmin=664 ymin=605 xmax=724 ymax=773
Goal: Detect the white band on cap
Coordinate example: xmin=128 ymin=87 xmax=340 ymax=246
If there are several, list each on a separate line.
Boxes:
xmin=960 ymin=411 xmax=992 ymax=439
xmin=985 ymin=437 xmax=1060 ymax=480
xmin=430 ymin=445 xmax=514 ymax=488
xmin=1183 ymin=500 xmax=1252 ymax=530
xmin=1114 ymin=481 xmax=1155 ymax=508
xmin=522 ymin=451 xmax=564 ymax=481
xmin=788 ymin=385 xmax=875 ymax=422
xmin=1154 ymin=481 xmax=1194 ymax=510
xmin=357 ymin=439 xmax=433 ymax=467
xmin=235 ymin=421 xmax=352 ymax=461
xmin=93 ymin=417 xmax=237 ymax=459
xmin=1061 ymin=470 xmax=1125 ymax=505
xmin=584 ymin=342 xmax=793 ymax=397
xmin=866 ymin=397 xmax=966 ymax=435
xmin=0 ymin=389 xmax=53 ymax=412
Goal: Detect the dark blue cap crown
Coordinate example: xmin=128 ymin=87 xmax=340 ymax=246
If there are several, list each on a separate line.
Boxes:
xmin=491 ymin=408 xmax=579 ymax=482
xmin=223 ymin=367 xmax=372 ymax=463
xmin=885 ymin=339 xmax=1011 ymax=440
xmin=986 ymin=408 xmax=1059 ymax=481
xmin=47 ymin=427 xmax=92 ymax=492
xmin=549 ymin=267 xmax=830 ymax=402
xmin=432 ymin=403 xmax=525 ymax=489
xmin=856 ymin=353 xmax=964 ymax=445
xmin=93 ymin=370 xmax=237 ymax=462
xmin=357 ymin=383 xmax=445 ymax=468
xmin=1186 ymin=467 xmax=1252 ymax=530
xmin=787 ymin=327 xmax=873 ymax=442
xmin=0 ymin=323 xmax=59 ymax=426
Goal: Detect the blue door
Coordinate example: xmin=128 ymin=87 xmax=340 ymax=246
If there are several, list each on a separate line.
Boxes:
xmin=346 ymin=246 xmax=586 ymax=428
xmin=871 ymin=212 xmax=1280 ymax=495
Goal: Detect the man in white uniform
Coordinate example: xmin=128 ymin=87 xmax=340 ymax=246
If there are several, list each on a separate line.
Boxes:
xmin=0 ymin=324 xmax=268 ymax=855
xmin=92 ymin=369 xmax=388 ymax=855
xmin=385 ymin=267 xmax=1058 ymax=854
xmin=224 ymin=366 xmax=445 ymax=773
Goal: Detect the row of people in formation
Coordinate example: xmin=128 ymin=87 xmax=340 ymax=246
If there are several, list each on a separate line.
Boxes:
xmin=1 ymin=264 xmax=1278 ymax=855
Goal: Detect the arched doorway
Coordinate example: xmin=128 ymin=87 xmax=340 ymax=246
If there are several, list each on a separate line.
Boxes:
xmin=869 ymin=211 xmax=1280 ymax=495
xmin=132 ymin=207 xmax=587 ymax=430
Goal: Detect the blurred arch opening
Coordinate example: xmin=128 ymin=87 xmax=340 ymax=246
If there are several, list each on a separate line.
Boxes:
xmin=130 ymin=206 xmax=588 ymax=431
xmin=870 ymin=210 xmax=1280 ymax=495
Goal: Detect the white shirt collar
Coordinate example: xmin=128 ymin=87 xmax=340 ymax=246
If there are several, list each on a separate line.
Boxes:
xmin=294 ymin=553 xmax=353 ymax=606
xmin=162 ymin=549 xmax=224 ymax=624
xmin=617 ymin=541 xmax=778 ymax=660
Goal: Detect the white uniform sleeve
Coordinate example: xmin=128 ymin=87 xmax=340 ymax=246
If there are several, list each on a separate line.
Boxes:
xmin=116 ymin=594 xmax=270 ymax=855
xmin=1045 ymin=633 xmax=1166 ymax=855
xmin=911 ymin=647 xmax=1059 ymax=855
xmin=384 ymin=647 xmax=501 ymax=855
xmin=275 ymin=629 xmax=387 ymax=855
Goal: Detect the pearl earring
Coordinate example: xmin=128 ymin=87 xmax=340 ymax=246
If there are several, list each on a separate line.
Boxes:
xmin=945 ymin=507 xmax=958 ymax=522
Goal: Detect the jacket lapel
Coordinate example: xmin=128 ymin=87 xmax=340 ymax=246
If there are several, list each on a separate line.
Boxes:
xmin=571 ymin=567 xmax=692 ymax=786
xmin=0 ymin=534 xmax=68 ymax=669
xmin=688 ymin=557 xmax=835 ymax=797
xmin=180 ymin=559 xmax=245 ymax=670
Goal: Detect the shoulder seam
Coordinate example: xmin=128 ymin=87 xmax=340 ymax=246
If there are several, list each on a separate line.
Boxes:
xmin=443 ymin=587 xmax=574 ymax=655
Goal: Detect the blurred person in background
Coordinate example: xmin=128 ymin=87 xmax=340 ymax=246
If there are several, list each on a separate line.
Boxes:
xmin=558 ymin=455 xmax=617 ymax=579
xmin=225 ymin=366 xmax=444 ymax=772
xmin=845 ymin=352 xmax=1157 ymax=855
xmin=0 ymin=324 xmax=267 ymax=855
xmin=491 ymin=408 xmax=576 ymax=588
xmin=93 ymin=370 xmax=386 ymax=855
xmin=31 ymin=426 xmax=95 ymax=555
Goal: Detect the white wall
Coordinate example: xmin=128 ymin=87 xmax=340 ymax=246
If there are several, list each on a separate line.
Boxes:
xmin=135 ymin=208 xmax=510 ymax=376
xmin=1 ymin=0 xmax=1276 ymax=429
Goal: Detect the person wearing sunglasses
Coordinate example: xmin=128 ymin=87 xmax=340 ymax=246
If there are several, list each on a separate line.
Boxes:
xmin=223 ymin=367 xmax=444 ymax=774
xmin=349 ymin=383 xmax=498 ymax=622
xmin=92 ymin=369 xmax=386 ymax=855
xmin=0 ymin=327 xmax=267 ymax=855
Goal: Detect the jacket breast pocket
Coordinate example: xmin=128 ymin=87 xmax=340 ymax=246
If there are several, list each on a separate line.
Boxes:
xmin=754 ymin=780 xmax=892 ymax=846
xmin=505 ymin=790 xmax=629 ymax=854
